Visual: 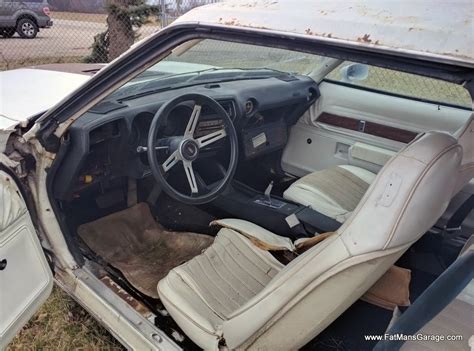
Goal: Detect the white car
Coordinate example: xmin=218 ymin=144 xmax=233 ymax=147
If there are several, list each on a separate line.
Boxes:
xmin=1 ymin=1 xmax=473 ymax=350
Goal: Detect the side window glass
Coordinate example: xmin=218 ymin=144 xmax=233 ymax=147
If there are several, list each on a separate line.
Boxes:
xmin=326 ymin=62 xmax=472 ymax=109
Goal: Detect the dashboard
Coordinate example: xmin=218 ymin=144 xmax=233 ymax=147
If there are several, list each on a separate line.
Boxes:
xmin=53 ymin=74 xmax=319 ymax=200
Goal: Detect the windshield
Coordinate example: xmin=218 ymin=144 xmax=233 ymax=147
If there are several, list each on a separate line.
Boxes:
xmin=109 ymin=39 xmax=327 ymax=100
xmin=163 ymin=39 xmax=325 ymax=74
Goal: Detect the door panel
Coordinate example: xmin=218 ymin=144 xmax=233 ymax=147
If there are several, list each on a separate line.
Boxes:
xmin=0 ymin=169 xmax=52 ymax=349
xmin=317 ymin=112 xmax=419 ymax=143
xmin=282 ymin=81 xmax=472 ymax=177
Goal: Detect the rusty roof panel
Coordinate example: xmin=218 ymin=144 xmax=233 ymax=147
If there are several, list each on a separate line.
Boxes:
xmin=173 ymin=0 xmax=474 ymax=67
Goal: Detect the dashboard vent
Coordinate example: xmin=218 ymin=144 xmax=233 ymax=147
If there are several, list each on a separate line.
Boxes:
xmin=201 ymin=100 xmax=236 ymax=120
xmin=218 ymin=100 xmax=236 ymax=120
xmin=276 ymin=74 xmax=299 ymax=82
xmin=89 ymin=120 xmax=121 ymax=144
xmin=204 ymin=83 xmax=221 ymax=89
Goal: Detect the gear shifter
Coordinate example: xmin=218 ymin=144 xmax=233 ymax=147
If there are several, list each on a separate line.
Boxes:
xmin=264 ymin=180 xmax=274 ymax=206
xmin=254 ymin=180 xmax=285 ymax=209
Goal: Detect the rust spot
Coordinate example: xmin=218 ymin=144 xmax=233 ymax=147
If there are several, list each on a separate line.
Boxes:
xmin=327 ymin=33 xmax=332 ymax=38
xmin=224 ymin=17 xmax=238 ymax=25
xmin=101 ymin=276 xmax=153 ymax=318
xmin=305 ymin=28 xmax=314 ymax=35
xmin=357 ymin=34 xmax=372 ymax=43
xmin=237 ymin=0 xmax=277 ymax=7
xmin=374 ymin=40 xmax=380 ymax=45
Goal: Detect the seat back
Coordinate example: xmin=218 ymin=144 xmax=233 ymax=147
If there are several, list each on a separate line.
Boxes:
xmin=453 ymin=113 xmax=474 ymax=195
xmin=222 ymin=132 xmax=463 ymax=350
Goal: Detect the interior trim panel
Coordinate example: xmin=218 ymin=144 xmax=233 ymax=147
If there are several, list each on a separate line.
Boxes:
xmin=317 ymin=112 xmax=419 ymax=143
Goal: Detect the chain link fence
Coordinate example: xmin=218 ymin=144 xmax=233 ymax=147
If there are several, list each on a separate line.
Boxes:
xmin=158 ymin=0 xmax=221 ymax=27
xmin=326 ymin=63 xmax=472 ymax=108
xmin=0 ymin=0 xmax=221 ymax=70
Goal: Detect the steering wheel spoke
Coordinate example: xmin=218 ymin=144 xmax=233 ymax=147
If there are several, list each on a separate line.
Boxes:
xmin=162 ymin=150 xmax=180 ymax=172
xmin=197 ymin=129 xmax=227 ymax=148
xmin=183 ymin=161 xmax=199 ymax=194
xmin=185 ymin=104 xmax=201 ymax=138
xmin=192 ymin=169 xmax=206 ymax=188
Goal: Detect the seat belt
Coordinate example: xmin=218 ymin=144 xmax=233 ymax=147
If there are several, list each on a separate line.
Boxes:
xmin=444 ymin=194 xmax=474 ymax=233
xmin=288 ymin=206 xmax=342 ymax=235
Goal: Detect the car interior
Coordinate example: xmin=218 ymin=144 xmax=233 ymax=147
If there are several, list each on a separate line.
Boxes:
xmin=48 ymin=39 xmax=473 ymax=349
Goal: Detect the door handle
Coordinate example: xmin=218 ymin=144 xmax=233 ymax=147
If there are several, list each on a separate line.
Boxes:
xmin=0 ymin=258 xmax=7 ymax=271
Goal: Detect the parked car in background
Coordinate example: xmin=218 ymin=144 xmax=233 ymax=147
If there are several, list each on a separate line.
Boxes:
xmin=0 ymin=0 xmax=53 ymax=39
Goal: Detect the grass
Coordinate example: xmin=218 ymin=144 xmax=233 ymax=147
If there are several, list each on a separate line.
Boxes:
xmin=7 ymin=286 xmax=123 ymax=351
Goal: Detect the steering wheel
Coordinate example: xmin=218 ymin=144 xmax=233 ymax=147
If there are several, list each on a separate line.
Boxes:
xmin=147 ymin=93 xmax=239 ymax=205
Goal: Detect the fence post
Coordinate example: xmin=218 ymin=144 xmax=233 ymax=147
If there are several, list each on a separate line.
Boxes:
xmin=160 ymin=0 xmax=168 ymax=27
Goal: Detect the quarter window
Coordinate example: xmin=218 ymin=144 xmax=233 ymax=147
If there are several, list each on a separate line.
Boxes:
xmin=326 ymin=62 xmax=472 ymax=109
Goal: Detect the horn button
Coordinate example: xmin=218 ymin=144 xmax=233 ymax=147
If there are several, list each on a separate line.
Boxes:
xmin=179 ymin=139 xmax=200 ymax=161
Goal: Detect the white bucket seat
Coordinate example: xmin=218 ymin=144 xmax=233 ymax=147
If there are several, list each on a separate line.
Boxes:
xmin=283 ymin=164 xmax=376 ymax=222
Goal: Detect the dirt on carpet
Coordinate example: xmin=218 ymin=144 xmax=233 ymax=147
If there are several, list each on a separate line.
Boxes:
xmin=78 ymin=203 xmax=214 ymax=298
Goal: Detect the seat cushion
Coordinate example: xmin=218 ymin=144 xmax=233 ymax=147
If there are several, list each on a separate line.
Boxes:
xmin=283 ymin=165 xmax=376 ymax=222
xmin=157 ymin=228 xmax=284 ymax=350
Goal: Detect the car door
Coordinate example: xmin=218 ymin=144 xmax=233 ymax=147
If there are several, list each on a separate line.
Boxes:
xmin=0 ymin=167 xmax=53 ymax=349
xmin=282 ymin=62 xmax=473 ymax=177
xmin=0 ymin=0 xmax=15 ymax=25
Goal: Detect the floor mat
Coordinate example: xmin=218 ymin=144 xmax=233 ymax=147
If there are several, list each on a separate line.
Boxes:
xmin=78 ymin=203 xmax=214 ymax=298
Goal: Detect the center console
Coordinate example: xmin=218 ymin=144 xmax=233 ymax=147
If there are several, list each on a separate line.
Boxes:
xmin=213 ymin=181 xmax=341 ymax=240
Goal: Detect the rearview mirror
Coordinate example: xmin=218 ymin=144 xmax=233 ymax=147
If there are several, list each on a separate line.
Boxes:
xmin=340 ymin=63 xmax=369 ymax=82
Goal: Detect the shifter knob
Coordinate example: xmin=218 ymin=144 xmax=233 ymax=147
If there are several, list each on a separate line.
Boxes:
xmin=264 ymin=181 xmax=274 ymax=205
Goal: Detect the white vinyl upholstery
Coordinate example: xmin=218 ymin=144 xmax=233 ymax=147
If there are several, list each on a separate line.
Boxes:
xmin=158 ymin=228 xmax=284 ymax=349
xmin=453 ymin=113 xmax=474 ymax=195
xmin=212 ymin=218 xmax=296 ymax=251
xmin=283 ymin=164 xmax=376 ymax=222
xmin=158 ymin=131 xmax=471 ymax=350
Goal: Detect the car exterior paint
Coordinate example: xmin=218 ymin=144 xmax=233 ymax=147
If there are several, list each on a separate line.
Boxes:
xmin=173 ymin=0 xmax=474 ymax=67
xmin=0 ymin=69 xmax=90 ymax=124
xmin=0 ymin=0 xmax=52 ymax=29
xmin=0 ymin=68 xmax=90 ymax=151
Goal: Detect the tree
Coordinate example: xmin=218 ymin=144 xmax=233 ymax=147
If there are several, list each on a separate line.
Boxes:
xmin=85 ymin=0 xmax=160 ymax=62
